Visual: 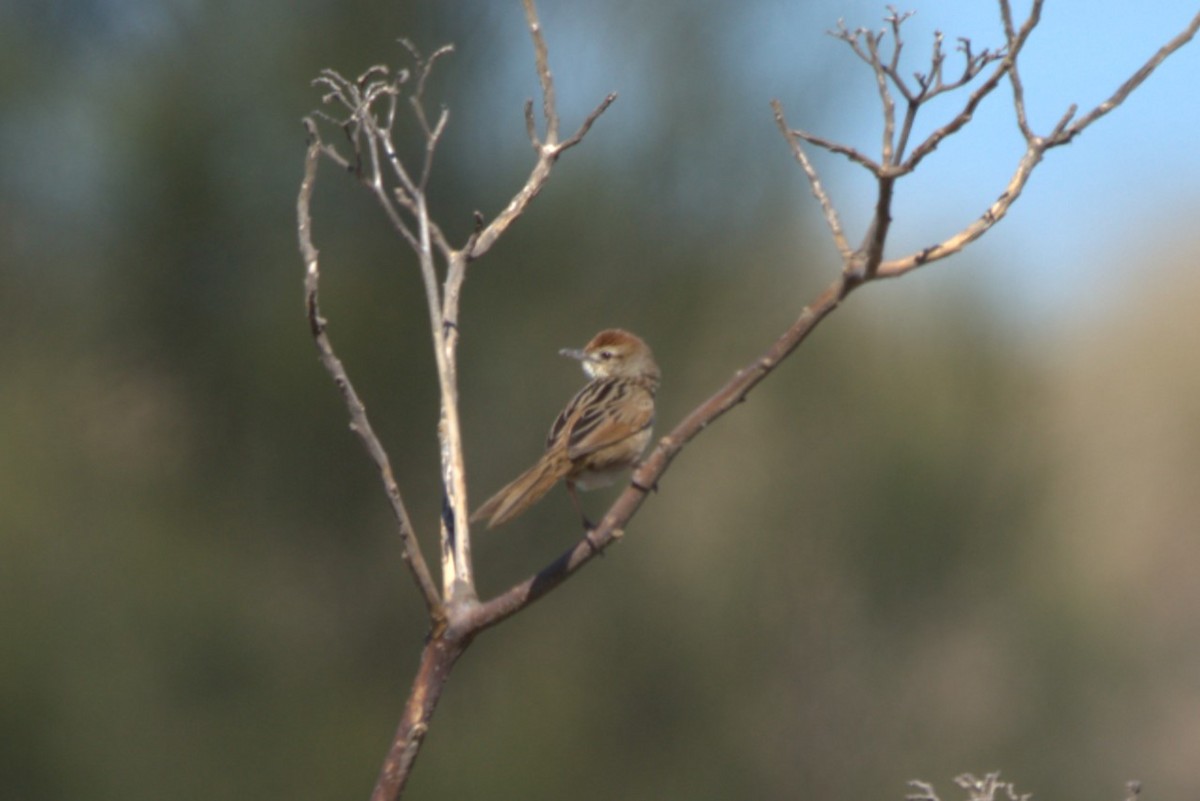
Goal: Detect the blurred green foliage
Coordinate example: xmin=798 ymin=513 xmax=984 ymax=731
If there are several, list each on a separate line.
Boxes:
xmin=2 ymin=2 xmax=1199 ymax=800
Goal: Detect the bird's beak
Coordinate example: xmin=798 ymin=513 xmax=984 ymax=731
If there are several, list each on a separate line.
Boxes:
xmin=559 ymin=347 xmax=589 ymax=362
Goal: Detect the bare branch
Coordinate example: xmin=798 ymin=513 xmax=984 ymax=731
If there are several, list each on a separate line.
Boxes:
xmin=297 ymin=120 xmax=442 ymax=618
xmin=907 ymin=779 xmax=942 ymax=801
xmin=830 ymin=0 xmax=1043 ymax=279
xmin=793 ymin=129 xmax=883 ymax=173
xmin=370 ymin=633 xmax=468 ymax=801
xmin=915 ymin=31 xmax=945 ymax=96
xmin=902 ymin=0 xmax=1042 ymax=171
xmin=466 ymin=0 xmax=617 ymax=261
xmin=433 ymin=244 xmax=473 ymax=603
xmin=398 ymin=41 xmax=455 ymax=190
xmin=902 ymin=60 xmax=1003 ymax=168
xmin=306 ymin=47 xmax=479 ymax=602
xmin=559 ymin=92 xmax=619 ymax=149
xmin=929 ymin=36 xmax=1003 ymax=98
xmin=998 ymin=0 xmax=1035 ymax=140
xmin=524 ymin=98 xmax=539 ymax=148
xmin=301 ymin=0 xmax=617 ymax=617
xmin=883 ymin=6 xmax=916 ymax=102
xmin=772 ymin=100 xmax=853 ymax=260
xmin=405 ymin=41 xmax=455 ymax=117
xmin=311 ymin=67 xmax=424 ymax=251
xmin=829 ymin=20 xmax=876 ymax=66
xmin=418 ymin=106 xmax=450 ymax=191
xmin=1055 ymin=8 xmax=1200 ymax=144
xmin=878 ymin=140 xmax=1043 ymax=278
xmin=866 ymin=28 xmax=899 ymax=164
xmin=523 ymin=0 xmax=559 ymax=144
xmin=856 ymin=174 xmax=896 ymax=280
xmin=881 ymin=4 xmax=1199 ymax=279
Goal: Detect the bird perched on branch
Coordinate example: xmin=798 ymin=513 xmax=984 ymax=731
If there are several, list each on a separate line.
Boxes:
xmin=471 ymin=329 xmax=660 ymax=530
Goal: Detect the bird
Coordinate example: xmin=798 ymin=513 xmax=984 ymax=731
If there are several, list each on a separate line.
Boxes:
xmin=471 ymin=328 xmax=660 ymax=530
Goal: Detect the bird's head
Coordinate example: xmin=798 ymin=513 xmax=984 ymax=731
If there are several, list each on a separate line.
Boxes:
xmin=560 ymin=329 xmax=660 ymax=384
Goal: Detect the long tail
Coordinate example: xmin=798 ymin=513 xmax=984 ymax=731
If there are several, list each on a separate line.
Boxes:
xmin=471 ymin=453 xmax=570 ymax=529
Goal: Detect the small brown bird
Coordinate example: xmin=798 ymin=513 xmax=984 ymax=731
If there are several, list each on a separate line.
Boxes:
xmin=471 ymin=329 xmax=660 ymax=530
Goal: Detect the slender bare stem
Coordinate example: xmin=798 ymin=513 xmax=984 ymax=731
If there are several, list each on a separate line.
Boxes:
xmin=523 ymin=0 xmax=558 ymax=144
xmin=899 ymin=2 xmax=1040 ymax=173
xmin=1056 ymin=8 xmax=1200 ymax=144
xmin=467 ymin=1 xmax=616 ymax=261
xmin=772 ymin=100 xmax=852 ymax=260
xmin=867 ymin=31 xmax=898 ymax=165
xmin=792 ymin=129 xmax=882 ymax=172
xmin=297 ymin=120 xmax=442 ymax=618
xmin=880 ymin=3 xmax=1199 ymax=277
xmin=998 ymin=0 xmax=1035 ymax=140
xmin=877 ymin=143 xmax=1044 ymax=277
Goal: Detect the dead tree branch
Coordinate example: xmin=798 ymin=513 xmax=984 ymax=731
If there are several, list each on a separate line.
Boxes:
xmin=297 ymin=120 xmax=441 ymax=619
xmin=877 ymin=4 xmax=1200 ymax=278
xmin=777 ymin=1 xmax=1200 ymax=281
xmin=299 ymin=0 xmax=617 ymax=796
xmin=465 ymin=1 xmax=1200 ymax=645
xmin=297 ymin=1 xmax=1198 ymax=797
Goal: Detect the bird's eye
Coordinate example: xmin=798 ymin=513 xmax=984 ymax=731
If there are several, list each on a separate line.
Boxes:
xmin=599 ymin=350 xmax=614 ymax=360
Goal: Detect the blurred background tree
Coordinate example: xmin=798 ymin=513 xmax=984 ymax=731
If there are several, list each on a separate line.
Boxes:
xmin=2 ymin=1 xmax=1198 ymax=799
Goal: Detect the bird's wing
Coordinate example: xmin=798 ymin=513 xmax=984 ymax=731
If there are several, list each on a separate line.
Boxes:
xmin=546 ymin=378 xmax=654 ymax=461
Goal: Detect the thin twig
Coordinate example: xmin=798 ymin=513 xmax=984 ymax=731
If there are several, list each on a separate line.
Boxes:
xmin=467 ymin=0 xmax=616 ymax=262
xmin=902 ymin=0 xmax=1042 ymax=172
xmin=297 ymin=119 xmax=442 ymax=618
xmin=1055 ymin=8 xmax=1200 ymax=144
xmin=877 ymin=142 xmax=1044 ymax=278
xmin=907 ymin=779 xmax=942 ymax=801
xmin=880 ymin=2 xmax=1197 ymax=278
xmin=792 ymin=129 xmax=883 ymax=172
xmin=998 ymin=0 xmax=1035 ymax=140
xmin=772 ymin=100 xmax=853 ymax=260
xmin=560 ymin=92 xmax=619 ymax=149
xmin=882 ymin=7 xmax=915 ymax=103
xmin=523 ymin=0 xmax=559 ymax=144
xmin=866 ymin=29 xmax=898 ymax=164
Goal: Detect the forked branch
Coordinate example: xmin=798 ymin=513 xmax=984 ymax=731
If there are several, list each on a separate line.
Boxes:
xmin=775 ymin=1 xmax=1200 ymax=281
xmin=465 ymin=1 xmax=1200 ymax=633
xmin=296 ymin=1 xmax=1198 ymax=798
xmin=298 ymin=119 xmax=441 ymax=619
xmin=879 ymin=2 xmax=1200 ymax=277
xmin=471 ymin=0 xmax=617 ymax=259
xmin=299 ymin=0 xmax=618 ymax=796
